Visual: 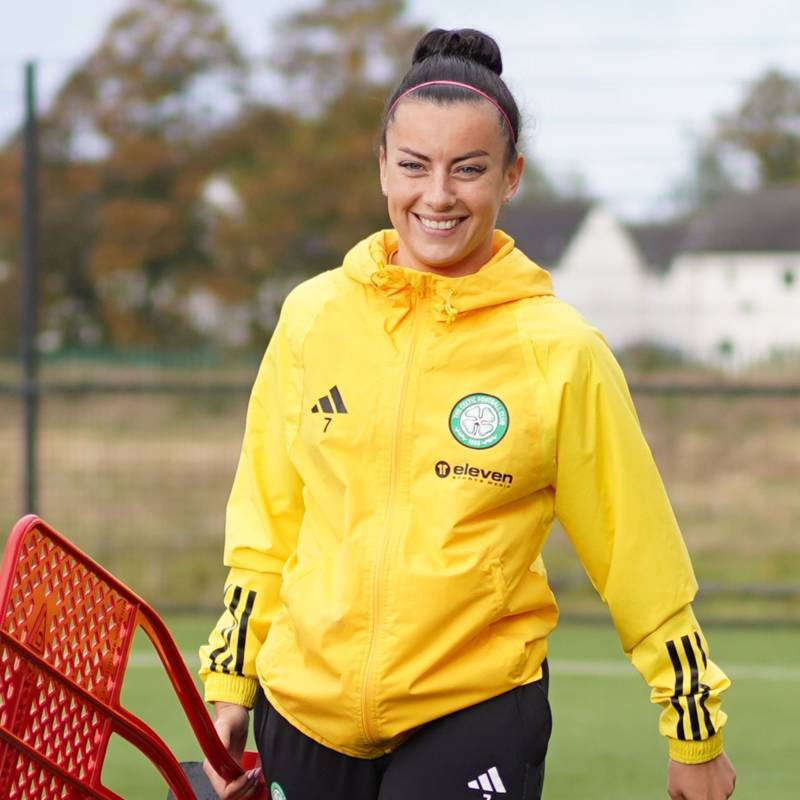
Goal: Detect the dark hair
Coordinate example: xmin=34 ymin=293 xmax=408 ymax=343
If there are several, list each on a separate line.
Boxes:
xmin=382 ymin=29 xmax=521 ymax=165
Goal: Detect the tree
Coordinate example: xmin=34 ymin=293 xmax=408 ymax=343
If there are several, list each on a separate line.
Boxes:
xmin=0 ymin=147 xmax=21 ymax=352
xmin=675 ymin=68 xmax=800 ymax=214
xmin=716 ymin=69 xmax=800 ymax=186
xmin=191 ymin=1 xmax=425 ymax=345
xmin=670 ymin=138 xmax=740 ymax=215
xmin=36 ymin=0 xmax=247 ymax=347
xmin=271 ymin=0 xmax=425 ymax=115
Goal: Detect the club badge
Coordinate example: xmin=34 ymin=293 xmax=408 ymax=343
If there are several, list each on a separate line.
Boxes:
xmin=449 ymin=393 xmax=509 ymax=450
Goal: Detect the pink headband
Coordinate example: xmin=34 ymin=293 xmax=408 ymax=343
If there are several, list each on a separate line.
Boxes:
xmin=387 ymin=80 xmax=517 ymax=142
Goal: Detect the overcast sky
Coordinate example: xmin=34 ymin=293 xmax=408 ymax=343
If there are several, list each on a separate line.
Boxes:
xmin=1 ymin=0 xmax=799 ymax=220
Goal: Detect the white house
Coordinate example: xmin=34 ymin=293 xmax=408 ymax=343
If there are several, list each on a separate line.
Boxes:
xmin=658 ymin=187 xmax=800 ymax=366
xmin=501 ymin=186 xmax=800 ymax=368
xmin=500 ymin=198 xmax=656 ymax=350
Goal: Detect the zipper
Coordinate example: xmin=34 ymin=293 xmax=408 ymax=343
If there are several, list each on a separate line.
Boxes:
xmin=360 ymin=289 xmax=426 ymax=746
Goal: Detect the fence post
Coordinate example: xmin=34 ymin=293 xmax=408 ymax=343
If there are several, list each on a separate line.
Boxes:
xmin=21 ymin=61 xmax=39 ymax=514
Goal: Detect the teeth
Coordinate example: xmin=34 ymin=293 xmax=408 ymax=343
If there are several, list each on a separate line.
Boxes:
xmin=419 ymin=217 xmax=460 ymax=231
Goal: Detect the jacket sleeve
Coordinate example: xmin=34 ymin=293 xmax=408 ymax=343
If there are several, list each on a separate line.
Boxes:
xmin=198 ymin=313 xmax=304 ymax=708
xmin=551 ymin=326 xmax=730 ymax=764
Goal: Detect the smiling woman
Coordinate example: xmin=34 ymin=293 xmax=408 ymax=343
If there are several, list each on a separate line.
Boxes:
xmin=379 ymin=100 xmax=522 ymax=276
xmin=198 ymin=28 xmax=736 ymax=800
xmin=378 ymin=30 xmax=524 ymax=277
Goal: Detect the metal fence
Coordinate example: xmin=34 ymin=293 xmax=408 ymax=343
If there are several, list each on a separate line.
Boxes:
xmin=1 ymin=363 xmax=799 ymax=622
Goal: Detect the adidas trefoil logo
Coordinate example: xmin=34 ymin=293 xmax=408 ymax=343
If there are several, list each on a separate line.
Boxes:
xmin=311 ymin=385 xmax=348 ymax=415
xmin=467 ymin=766 xmax=506 ymax=798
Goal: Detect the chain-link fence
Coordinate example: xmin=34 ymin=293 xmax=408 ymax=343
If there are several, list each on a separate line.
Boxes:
xmin=2 ymin=358 xmax=799 ymax=622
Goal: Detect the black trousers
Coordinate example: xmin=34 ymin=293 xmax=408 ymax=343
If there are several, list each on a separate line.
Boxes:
xmin=253 ymin=662 xmax=551 ymax=800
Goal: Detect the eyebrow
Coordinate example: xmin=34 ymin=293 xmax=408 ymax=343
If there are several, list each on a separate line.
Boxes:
xmin=397 ymin=147 xmax=490 ymax=164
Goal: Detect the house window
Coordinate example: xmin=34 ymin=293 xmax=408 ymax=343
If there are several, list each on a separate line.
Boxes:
xmin=718 ymin=338 xmax=734 ymax=358
xmin=784 ymin=269 xmax=796 ymax=289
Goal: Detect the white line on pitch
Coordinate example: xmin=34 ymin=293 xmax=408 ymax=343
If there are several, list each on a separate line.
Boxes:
xmin=125 ymin=653 xmax=800 ymax=681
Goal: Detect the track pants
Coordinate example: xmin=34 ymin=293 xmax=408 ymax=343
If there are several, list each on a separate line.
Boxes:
xmin=253 ymin=662 xmax=551 ymax=800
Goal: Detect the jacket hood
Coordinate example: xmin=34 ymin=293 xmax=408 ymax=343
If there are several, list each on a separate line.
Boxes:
xmin=342 ymin=229 xmax=554 ymax=325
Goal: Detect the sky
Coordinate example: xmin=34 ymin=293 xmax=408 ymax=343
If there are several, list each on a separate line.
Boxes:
xmin=1 ymin=0 xmax=799 ymax=220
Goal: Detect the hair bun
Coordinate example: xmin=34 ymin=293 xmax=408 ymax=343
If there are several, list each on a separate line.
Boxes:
xmin=412 ymin=29 xmax=503 ymax=75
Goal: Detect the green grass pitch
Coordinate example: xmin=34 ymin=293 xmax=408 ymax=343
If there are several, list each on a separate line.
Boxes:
xmin=100 ymin=617 xmax=799 ymax=799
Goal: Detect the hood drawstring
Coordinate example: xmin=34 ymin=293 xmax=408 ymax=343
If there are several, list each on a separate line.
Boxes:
xmin=370 ymin=266 xmax=461 ymax=325
xmin=369 ymin=270 xmax=388 ymax=289
xmin=443 ymin=289 xmax=459 ymax=325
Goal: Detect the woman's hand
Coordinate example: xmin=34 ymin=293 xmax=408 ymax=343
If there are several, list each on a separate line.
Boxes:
xmin=667 ymin=752 xmax=736 ymax=799
xmin=203 ymin=702 xmax=263 ymax=799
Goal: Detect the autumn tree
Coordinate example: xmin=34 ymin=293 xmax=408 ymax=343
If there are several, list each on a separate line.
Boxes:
xmin=271 ymin=0 xmax=425 ymax=115
xmin=37 ymin=0 xmax=246 ymax=348
xmin=0 ymin=146 xmax=21 ymax=352
xmin=192 ymin=0 xmax=429 ymax=347
xmin=268 ymin=0 xmax=425 ymax=256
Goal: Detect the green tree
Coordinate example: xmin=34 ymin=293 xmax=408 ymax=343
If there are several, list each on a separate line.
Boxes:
xmin=675 ymin=68 xmax=800 ymax=214
xmin=671 ymin=138 xmax=739 ymax=214
xmin=716 ymin=69 xmax=800 ymax=185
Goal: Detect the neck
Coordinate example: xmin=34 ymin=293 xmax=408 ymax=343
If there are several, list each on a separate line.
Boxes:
xmin=393 ymin=239 xmax=493 ymax=278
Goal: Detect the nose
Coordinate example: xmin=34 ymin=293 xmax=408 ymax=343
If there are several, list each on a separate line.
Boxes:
xmin=423 ymin=170 xmax=456 ymax=211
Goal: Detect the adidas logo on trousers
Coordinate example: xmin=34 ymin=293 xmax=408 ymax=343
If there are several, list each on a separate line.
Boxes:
xmin=468 ymin=765 xmax=507 ymax=797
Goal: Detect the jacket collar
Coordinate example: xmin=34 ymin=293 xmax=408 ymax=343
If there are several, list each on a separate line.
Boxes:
xmin=343 ymin=229 xmax=554 ymax=324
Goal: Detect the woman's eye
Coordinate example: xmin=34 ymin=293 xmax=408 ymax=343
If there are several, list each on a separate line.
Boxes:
xmin=398 ymin=161 xmax=424 ymax=171
xmin=457 ymin=165 xmax=486 ymax=176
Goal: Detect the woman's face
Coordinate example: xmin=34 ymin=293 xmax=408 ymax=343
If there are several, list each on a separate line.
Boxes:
xmin=379 ymin=99 xmax=523 ymax=277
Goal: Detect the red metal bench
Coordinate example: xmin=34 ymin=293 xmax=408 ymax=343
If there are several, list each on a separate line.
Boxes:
xmin=0 ymin=515 xmax=265 ymax=799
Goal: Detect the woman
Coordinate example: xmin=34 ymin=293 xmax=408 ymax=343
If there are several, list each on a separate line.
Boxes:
xmin=200 ymin=29 xmax=736 ymax=800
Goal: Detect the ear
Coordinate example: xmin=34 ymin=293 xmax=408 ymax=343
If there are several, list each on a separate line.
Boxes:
xmin=503 ymin=154 xmax=525 ymax=203
xmin=379 ymin=146 xmax=388 ymax=197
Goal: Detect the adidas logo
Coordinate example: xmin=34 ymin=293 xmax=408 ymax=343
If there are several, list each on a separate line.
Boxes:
xmin=311 ymin=385 xmax=348 ymax=414
xmin=467 ymin=766 xmax=506 ymax=798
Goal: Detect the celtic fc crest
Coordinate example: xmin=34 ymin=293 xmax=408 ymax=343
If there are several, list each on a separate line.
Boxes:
xmin=449 ymin=394 xmax=509 ymax=450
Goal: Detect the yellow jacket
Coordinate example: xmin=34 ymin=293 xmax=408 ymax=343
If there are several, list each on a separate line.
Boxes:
xmin=200 ymin=230 xmax=729 ymax=763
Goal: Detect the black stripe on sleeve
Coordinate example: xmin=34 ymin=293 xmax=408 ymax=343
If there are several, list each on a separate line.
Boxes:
xmin=219 ymin=654 xmax=234 ymax=673
xmin=681 ymin=635 xmax=703 ymax=740
xmin=692 ymin=631 xmax=716 ymax=736
xmin=698 ymin=682 xmax=716 ymax=738
xmin=666 ymin=639 xmax=687 ymax=741
xmin=694 ymin=632 xmax=709 ymax=669
xmin=319 ymin=395 xmax=334 ymax=414
xmin=234 ymin=590 xmax=257 ymax=677
xmin=209 ymin=585 xmax=243 ymax=674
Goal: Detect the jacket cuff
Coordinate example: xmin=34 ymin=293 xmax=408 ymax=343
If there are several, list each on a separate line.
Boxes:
xmin=668 ymin=731 xmax=724 ymax=764
xmin=203 ymin=673 xmax=260 ymax=709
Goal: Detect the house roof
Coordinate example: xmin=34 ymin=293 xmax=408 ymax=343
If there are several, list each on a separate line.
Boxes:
xmin=682 ymin=185 xmax=800 ymax=254
xmin=627 ymin=220 xmax=690 ymax=274
xmin=498 ymin=198 xmax=593 ymax=269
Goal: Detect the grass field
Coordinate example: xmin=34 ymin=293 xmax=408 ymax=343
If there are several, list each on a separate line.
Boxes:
xmin=99 ymin=616 xmax=799 ymax=799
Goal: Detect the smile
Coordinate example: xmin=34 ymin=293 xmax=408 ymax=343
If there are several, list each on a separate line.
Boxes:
xmin=414 ymin=215 xmax=466 ymax=232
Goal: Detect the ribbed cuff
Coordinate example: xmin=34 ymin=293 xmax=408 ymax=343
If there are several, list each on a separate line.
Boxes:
xmin=203 ymin=672 xmax=260 ymax=709
xmin=668 ymin=730 xmax=724 ymax=764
